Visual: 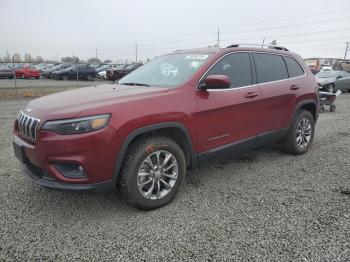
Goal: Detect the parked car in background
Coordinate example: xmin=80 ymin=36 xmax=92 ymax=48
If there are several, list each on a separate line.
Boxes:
xmin=106 ymin=64 xmax=126 ymax=80
xmin=0 ymin=65 xmax=14 ymax=79
xmin=98 ymin=70 xmax=107 ymax=79
xmin=51 ymin=64 xmax=96 ymax=80
xmin=42 ymin=63 xmax=72 ymax=78
xmin=15 ymin=66 xmax=41 ymax=79
xmin=13 ymin=44 xmax=318 ymax=209
xmin=316 ymin=70 xmax=350 ymax=92
xmin=95 ymin=64 xmax=108 ymax=73
xmin=34 ymin=63 xmax=54 ymax=73
xmin=107 ymin=63 xmax=143 ymax=81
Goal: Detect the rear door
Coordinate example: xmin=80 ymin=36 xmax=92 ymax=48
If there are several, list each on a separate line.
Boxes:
xmin=195 ymin=52 xmax=262 ymax=153
xmin=252 ymin=53 xmax=303 ymax=133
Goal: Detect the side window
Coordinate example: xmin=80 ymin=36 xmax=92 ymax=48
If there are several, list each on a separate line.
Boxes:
xmin=253 ymin=53 xmax=288 ymax=83
xmin=204 ymin=52 xmax=252 ymax=88
xmin=284 ymin=56 xmax=304 ymax=78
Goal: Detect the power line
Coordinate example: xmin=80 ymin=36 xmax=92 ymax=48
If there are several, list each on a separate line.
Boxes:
xmin=220 ymin=8 xmax=350 ymax=30
xmin=222 ymin=16 xmax=350 ymax=36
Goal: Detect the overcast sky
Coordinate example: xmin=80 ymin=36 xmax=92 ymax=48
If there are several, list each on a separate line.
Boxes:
xmin=0 ymin=0 xmax=349 ymax=62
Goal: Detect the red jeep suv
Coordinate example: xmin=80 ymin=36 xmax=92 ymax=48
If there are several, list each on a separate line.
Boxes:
xmin=13 ymin=44 xmax=319 ymax=209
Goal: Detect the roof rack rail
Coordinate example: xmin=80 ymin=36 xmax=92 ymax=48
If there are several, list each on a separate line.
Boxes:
xmin=226 ymin=43 xmax=289 ymax=51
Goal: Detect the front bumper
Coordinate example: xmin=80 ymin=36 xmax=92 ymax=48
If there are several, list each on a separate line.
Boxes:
xmin=21 ymin=162 xmax=114 ymax=192
xmin=13 ymin=123 xmax=120 ymax=192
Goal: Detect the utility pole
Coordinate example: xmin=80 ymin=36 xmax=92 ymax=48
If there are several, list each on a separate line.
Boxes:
xmin=216 ymin=27 xmax=220 ymax=47
xmin=95 ymin=48 xmax=98 ymax=59
xmin=12 ymin=55 xmax=17 ymax=96
xmin=135 ymin=43 xmax=138 ymax=63
xmin=262 ymin=38 xmax=266 ymax=47
xmin=344 ymin=42 xmax=349 ymax=59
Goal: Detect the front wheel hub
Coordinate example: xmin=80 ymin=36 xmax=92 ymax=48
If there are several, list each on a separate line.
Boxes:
xmin=137 ymin=150 xmax=178 ymax=200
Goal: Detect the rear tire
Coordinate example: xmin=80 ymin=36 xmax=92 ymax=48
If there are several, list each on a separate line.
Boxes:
xmin=117 ymin=136 xmax=186 ymax=210
xmin=283 ymin=110 xmax=315 ymax=155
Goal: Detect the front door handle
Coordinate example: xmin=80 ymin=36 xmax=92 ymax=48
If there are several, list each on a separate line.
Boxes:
xmin=244 ymin=92 xmax=258 ymax=98
xmin=290 ymin=85 xmax=300 ymax=90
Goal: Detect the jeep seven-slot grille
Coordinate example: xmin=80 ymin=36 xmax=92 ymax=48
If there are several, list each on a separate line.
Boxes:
xmin=17 ymin=111 xmax=40 ymax=142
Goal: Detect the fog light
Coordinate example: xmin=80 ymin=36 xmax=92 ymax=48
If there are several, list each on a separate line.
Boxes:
xmin=54 ymin=163 xmax=86 ymax=178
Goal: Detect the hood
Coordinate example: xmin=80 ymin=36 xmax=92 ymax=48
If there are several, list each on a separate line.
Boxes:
xmin=317 ymin=77 xmax=336 ymax=85
xmin=24 ymin=84 xmax=170 ymax=121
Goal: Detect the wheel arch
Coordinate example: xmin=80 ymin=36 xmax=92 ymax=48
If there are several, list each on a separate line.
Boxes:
xmin=112 ymin=122 xmax=197 ymax=186
xmin=292 ymin=100 xmax=318 ymax=126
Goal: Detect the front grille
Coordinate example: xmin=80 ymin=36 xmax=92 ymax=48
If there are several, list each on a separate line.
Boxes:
xmin=17 ymin=110 xmax=41 ymax=142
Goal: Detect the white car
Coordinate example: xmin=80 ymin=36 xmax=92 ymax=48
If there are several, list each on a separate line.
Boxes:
xmin=98 ymin=70 xmax=107 ymax=78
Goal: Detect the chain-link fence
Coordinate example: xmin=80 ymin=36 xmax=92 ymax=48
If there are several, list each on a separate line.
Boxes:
xmin=0 ymin=60 xmax=135 ymax=98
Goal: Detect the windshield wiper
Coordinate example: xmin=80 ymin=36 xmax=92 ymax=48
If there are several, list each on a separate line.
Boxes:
xmin=120 ymin=82 xmax=150 ymax=87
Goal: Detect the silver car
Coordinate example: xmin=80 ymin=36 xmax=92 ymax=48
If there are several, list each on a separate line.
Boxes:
xmin=316 ymin=70 xmax=350 ymax=93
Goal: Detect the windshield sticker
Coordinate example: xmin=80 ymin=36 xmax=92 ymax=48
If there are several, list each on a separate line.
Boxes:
xmin=160 ymin=63 xmax=178 ymax=77
xmin=190 ymin=61 xmax=203 ymax=68
xmin=185 ymin=54 xmax=209 ymax=60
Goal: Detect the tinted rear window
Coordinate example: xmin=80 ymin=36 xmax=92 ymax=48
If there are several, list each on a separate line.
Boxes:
xmin=253 ymin=53 xmax=288 ymax=83
xmin=284 ymin=56 xmax=304 ymax=78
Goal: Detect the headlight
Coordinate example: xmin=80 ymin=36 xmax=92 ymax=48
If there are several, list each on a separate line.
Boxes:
xmin=42 ymin=114 xmax=111 ymax=134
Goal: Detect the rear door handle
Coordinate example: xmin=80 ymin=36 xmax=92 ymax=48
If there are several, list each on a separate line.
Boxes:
xmin=244 ymin=92 xmax=258 ymax=98
xmin=290 ymin=85 xmax=300 ymax=90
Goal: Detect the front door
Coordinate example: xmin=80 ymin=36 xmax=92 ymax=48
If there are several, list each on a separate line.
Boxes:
xmin=195 ymin=52 xmax=262 ymax=153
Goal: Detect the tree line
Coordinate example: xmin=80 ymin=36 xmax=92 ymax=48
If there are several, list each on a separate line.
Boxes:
xmin=0 ymin=51 xmax=112 ymax=64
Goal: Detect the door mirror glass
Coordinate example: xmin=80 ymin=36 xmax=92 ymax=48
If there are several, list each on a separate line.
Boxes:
xmin=336 ymin=75 xmax=343 ymax=79
xmin=199 ymin=75 xmax=231 ymax=90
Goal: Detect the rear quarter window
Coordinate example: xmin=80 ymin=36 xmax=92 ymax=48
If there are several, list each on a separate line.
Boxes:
xmin=253 ymin=53 xmax=288 ymax=83
xmin=284 ymin=56 xmax=304 ymax=78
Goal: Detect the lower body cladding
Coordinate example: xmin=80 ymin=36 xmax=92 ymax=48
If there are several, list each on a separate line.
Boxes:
xmin=13 ymin=125 xmax=119 ymax=192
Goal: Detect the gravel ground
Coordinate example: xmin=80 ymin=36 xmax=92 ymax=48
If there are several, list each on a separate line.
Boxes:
xmin=0 ymin=94 xmax=350 ymax=261
xmin=0 ymin=78 xmax=112 ymax=89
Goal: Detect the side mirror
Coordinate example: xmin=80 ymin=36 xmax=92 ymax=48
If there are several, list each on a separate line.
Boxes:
xmin=198 ymin=75 xmax=231 ymax=90
xmin=336 ymin=75 xmax=343 ymax=79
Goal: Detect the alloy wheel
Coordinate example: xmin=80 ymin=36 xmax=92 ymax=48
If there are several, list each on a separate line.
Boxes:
xmin=137 ymin=150 xmax=178 ymax=200
xmin=296 ymin=117 xmax=312 ymax=148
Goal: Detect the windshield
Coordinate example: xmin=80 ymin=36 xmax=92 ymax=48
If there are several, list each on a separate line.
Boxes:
xmin=119 ymin=53 xmax=212 ymax=87
xmin=316 ymin=71 xmax=337 ymax=78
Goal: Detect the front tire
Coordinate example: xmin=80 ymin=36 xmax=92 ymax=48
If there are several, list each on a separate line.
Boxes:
xmin=283 ymin=110 xmax=315 ymax=155
xmin=118 ymin=136 xmax=186 ymax=210
xmin=327 ymin=84 xmax=335 ymax=93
